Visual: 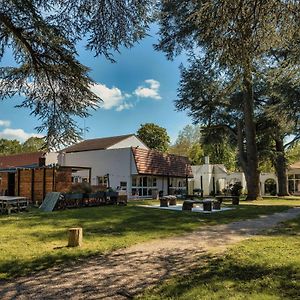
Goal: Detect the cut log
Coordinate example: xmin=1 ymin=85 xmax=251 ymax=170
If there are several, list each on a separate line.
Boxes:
xmin=68 ymin=227 xmax=83 ymax=247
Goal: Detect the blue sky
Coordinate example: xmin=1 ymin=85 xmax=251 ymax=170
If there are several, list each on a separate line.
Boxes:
xmin=0 ymin=26 xmax=191 ymax=144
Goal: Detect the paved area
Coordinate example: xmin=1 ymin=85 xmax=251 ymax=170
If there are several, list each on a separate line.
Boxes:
xmin=1 ymin=207 xmax=299 ymax=300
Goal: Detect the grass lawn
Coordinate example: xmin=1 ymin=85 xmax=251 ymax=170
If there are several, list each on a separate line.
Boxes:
xmin=0 ymin=199 xmax=298 ymax=280
xmin=137 ymin=213 xmax=300 ymax=300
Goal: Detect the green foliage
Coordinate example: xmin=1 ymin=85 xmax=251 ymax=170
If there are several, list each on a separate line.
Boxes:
xmin=0 ymin=1 xmax=152 ymax=148
xmin=169 ymin=125 xmax=203 ymax=164
xmin=156 ymin=1 xmax=300 ymax=199
xmin=0 ymin=139 xmax=22 ymax=155
xmin=137 ymin=123 xmax=170 ymax=152
xmin=287 ymin=143 xmax=300 ymax=165
xmin=22 ymin=137 xmax=46 ymax=153
xmin=0 ymin=137 xmax=46 ymax=155
xmin=203 ymin=141 xmax=237 ymax=172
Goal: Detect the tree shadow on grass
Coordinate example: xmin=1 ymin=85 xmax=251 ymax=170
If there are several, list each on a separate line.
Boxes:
xmin=141 ymin=256 xmax=300 ymax=300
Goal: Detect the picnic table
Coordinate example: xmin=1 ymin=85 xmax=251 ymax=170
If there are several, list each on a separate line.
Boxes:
xmin=0 ymin=196 xmax=29 ymax=214
xmin=215 ymin=195 xmax=239 ymax=205
xmin=183 ymin=199 xmax=222 ymax=211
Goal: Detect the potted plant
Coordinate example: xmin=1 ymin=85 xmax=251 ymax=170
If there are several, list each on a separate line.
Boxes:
xmin=230 ymin=182 xmax=243 ymax=205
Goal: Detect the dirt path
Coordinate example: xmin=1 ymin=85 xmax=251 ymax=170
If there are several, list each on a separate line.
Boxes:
xmin=1 ymin=207 xmax=300 ymax=300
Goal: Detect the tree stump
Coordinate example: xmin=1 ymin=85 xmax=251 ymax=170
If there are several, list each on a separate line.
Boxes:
xmin=68 ymin=227 xmax=83 ymax=247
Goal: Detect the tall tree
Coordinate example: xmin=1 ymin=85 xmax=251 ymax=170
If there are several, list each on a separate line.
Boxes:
xmin=169 ymin=124 xmax=203 ymax=162
xmin=0 ymin=139 xmax=22 ymax=155
xmin=0 ymin=1 xmax=152 ymax=148
xmin=22 ymin=137 xmax=46 ymax=153
xmin=156 ymin=1 xmax=300 ymax=199
xmin=137 ymin=123 xmax=170 ymax=152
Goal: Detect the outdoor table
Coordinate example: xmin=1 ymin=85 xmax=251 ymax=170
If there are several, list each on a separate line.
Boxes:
xmin=182 ymin=199 xmax=220 ymax=211
xmin=215 ymin=195 xmax=239 ymax=205
xmin=0 ymin=196 xmax=28 ymax=214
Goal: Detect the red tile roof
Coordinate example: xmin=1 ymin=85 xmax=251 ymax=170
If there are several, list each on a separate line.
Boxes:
xmin=62 ymin=134 xmax=136 ymax=153
xmin=132 ymin=148 xmax=193 ymax=178
xmin=0 ymin=152 xmax=44 ymax=169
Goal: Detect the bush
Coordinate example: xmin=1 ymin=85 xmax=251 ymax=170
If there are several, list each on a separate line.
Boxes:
xmin=231 ymin=182 xmax=243 ymax=196
xmin=69 ymin=182 xmax=92 ymax=194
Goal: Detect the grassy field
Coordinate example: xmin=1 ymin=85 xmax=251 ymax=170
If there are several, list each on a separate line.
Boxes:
xmin=137 ymin=213 xmax=300 ymax=300
xmin=0 ymin=198 xmax=298 ymax=280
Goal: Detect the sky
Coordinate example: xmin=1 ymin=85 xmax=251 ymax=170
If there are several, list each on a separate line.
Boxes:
xmin=0 ymin=25 xmax=192 ymax=144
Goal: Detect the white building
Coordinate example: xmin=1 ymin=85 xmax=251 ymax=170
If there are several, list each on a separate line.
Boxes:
xmin=58 ymin=134 xmax=193 ymax=198
xmin=190 ymin=156 xmax=294 ymax=196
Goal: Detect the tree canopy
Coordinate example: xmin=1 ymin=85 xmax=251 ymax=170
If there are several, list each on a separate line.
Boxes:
xmin=137 ymin=123 xmax=170 ymax=152
xmin=0 ymin=137 xmax=45 ymax=155
xmin=156 ymin=1 xmax=300 ymax=199
xmin=0 ymin=1 xmax=152 ymax=148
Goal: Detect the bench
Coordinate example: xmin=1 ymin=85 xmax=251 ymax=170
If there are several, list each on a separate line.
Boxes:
xmin=182 ymin=200 xmax=203 ymax=211
xmin=160 ymin=195 xmax=177 ymax=207
xmin=215 ymin=195 xmax=239 ymax=205
xmin=0 ymin=196 xmax=28 ymax=214
xmin=183 ymin=199 xmax=222 ymax=211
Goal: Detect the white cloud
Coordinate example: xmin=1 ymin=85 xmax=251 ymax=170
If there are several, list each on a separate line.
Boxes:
xmin=134 ymin=79 xmax=162 ymax=100
xmin=90 ymin=83 xmax=134 ymax=111
xmin=0 ymin=120 xmax=11 ymax=127
xmin=0 ymin=128 xmax=43 ymax=142
xmin=116 ymin=102 xmax=134 ymax=112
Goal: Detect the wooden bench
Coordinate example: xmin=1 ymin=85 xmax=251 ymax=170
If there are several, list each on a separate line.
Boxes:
xmin=215 ymin=195 xmax=239 ymax=205
xmin=0 ymin=196 xmax=28 ymax=214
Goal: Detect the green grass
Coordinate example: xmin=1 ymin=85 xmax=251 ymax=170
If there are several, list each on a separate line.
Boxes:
xmin=137 ymin=214 xmax=300 ymax=300
xmin=0 ymin=199 xmax=296 ymax=280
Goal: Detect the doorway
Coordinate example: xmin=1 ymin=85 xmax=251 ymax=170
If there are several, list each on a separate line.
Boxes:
xmin=7 ymin=173 xmax=15 ymax=196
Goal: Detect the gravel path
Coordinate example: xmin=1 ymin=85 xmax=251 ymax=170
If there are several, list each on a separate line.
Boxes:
xmin=1 ymin=207 xmax=300 ymax=300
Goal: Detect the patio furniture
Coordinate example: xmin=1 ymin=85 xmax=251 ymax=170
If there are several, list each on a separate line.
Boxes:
xmin=160 ymin=197 xmax=169 ymax=207
xmin=160 ymin=195 xmax=177 ymax=207
xmin=215 ymin=195 xmax=240 ymax=205
xmin=0 ymin=196 xmax=28 ymax=214
xmin=182 ymin=199 xmax=220 ymax=211
xmin=213 ymin=199 xmax=222 ymax=210
xmin=182 ymin=200 xmax=203 ymax=211
xmin=203 ymin=200 xmax=212 ymax=211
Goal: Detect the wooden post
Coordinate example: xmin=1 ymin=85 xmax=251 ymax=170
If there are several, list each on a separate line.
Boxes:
xmin=68 ymin=227 xmax=83 ymax=247
xmin=31 ymin=169 xmax=35 ymax=204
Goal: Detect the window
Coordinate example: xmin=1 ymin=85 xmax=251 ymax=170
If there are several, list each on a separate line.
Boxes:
xmin=153 ymin=177 xmax=157 ymax=187
xmin=97 ymin=176 xmax=108 ymax=186
xmin=131 ymin=176 xmax=158 ymax=197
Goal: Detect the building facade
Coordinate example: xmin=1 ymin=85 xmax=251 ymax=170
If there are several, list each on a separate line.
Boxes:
xmin=58 ymin=134 xmax=193 ymax=198
xmin=191 ymin=157 xmax=300 ymax=196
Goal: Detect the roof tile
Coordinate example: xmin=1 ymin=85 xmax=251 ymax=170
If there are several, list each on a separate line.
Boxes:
xmin=63 ymin=134 xmax=135 ymax=153
xmin=132 ymin=148 xmax=193 ymax=178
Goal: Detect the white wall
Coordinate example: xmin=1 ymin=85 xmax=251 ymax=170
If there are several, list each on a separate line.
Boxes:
xmin=60 ymin=148 xmax=134 ymax=192
xmin=108 ymin=136 xmax=148 ymax=150
xmin=45 ymin=152 xmax=58 ymax=165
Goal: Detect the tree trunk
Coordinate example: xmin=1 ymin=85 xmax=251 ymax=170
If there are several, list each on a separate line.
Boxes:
xmin=242 ymin=69 xmax=260 ymax=200
xmin=68 ymin=227 xmax=83 ymax=247
xmin=274 ymin=137 xmax=289 ymax=196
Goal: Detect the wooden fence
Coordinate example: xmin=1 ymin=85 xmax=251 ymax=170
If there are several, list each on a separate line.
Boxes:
xmin=0 ymin=167 xmax=73 ymax=204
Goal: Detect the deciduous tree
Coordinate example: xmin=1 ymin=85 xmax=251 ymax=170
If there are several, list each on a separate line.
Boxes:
xmin=137 ymin=123 xmax=170 ymax=152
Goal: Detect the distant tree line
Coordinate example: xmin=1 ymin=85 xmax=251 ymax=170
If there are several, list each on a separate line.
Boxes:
xmin=0 ymin=137 xmax=46 ymax=155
